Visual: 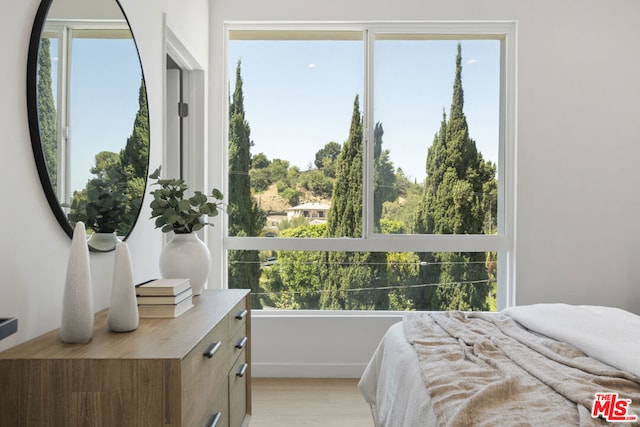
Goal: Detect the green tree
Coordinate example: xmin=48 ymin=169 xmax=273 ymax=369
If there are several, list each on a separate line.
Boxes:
xmin=68 ymin=76 xmax=149 ymax=236
xmin=37 ymin=38 xmax=57 ymax=193
xmin=228 ymin=60 xmax=266 ymax=308
xmin=120 ymin=78 xmax=149 ymax=179
xmin=252 ymin=152 xmax=270 ymax=169
xmin=119 ymin=78 xmax=149 ymax=230
xmin=373 ymin=122 xmax=396 ymax=233
xmin=314 ymin=141 xmax=341 ymax=177
xmin=262 ymin=224 xmax=326 ymax=309
xmin=414 ymin=43 xmax=496 ymax=311
xmin=322 ymin=96 xmax=388 ymax=310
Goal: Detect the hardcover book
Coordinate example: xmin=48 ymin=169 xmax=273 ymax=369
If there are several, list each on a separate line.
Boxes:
xmin=135 ymin=278 xmax=191 ymax=296
xmin=138 ymin=297 xmax=194 ymax=318
xmin=136 ymin=288 xmax=193 ymax=305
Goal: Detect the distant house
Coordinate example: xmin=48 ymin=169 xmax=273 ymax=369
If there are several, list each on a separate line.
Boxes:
xmin=287 ymin=202 xmax=330 ymax=224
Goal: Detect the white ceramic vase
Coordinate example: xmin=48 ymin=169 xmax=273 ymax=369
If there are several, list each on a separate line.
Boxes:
xmin=60 ymin=221 xmax=94 ymax=343
xmin=159 ymin=233 xmax=211 ymax=295
xmin=108 ymin=242 xmax=139 ymax=332
xmin=87 ymin=232 xmax=121 ymax=252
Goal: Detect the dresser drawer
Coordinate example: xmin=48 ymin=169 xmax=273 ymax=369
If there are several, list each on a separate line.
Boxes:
xmin=228 ymin=349 xmax=248 ymax=427
xmin=182 ymin=321 xmax=229 ymax=427
xmin=228 ymin=298 xmax=247 ymax=338
xmin=204 ymin=376 xmax=230 ymax=427
xmin=230 ymin=322 xmax=248 ymax=364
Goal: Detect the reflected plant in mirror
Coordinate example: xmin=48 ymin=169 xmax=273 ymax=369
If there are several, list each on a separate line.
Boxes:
xmin=28 ymin=0 xmax=149 ymax=252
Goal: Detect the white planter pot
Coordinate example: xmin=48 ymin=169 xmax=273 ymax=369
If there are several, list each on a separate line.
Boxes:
xmin=87 ymin=232 xmax=121 ymax=252
xmin=159 ymin=233 xmax=211 ymax=295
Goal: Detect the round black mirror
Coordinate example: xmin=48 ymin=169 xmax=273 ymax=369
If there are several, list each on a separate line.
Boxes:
xmin=28 ymin=0 xmax=149 ymax=252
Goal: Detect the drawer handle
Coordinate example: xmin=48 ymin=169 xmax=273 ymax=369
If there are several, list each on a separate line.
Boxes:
xmin=235 ymin=336 xmax=248 ymax=349
xmin=203 ymin=341 xmax=222 ymax=359
xmin=235 ymin=309 xmax=248 ymax=320
xmin=236 ymin=362 xmax=248 ymax=378
xmin=207 ymin=412 xmax=222 ymax=427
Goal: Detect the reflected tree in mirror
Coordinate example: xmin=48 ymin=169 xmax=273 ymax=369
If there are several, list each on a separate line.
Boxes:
xmin=66 ymin=78 xmax=149 ymax=236
xmin=37 ymin=37 xmax=57 ymax=193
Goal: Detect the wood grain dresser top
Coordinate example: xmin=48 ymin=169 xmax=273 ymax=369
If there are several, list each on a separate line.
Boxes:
xmin=0 ymin=289 xmax=249 ymax=361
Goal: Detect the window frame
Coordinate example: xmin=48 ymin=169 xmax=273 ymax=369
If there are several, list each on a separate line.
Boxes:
xmin=222 ymin=21 xmax=517 ymax=311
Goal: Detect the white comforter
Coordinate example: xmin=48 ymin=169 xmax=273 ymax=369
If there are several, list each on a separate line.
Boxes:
xmin=504 ymin=304 xmax=640 ymax=378
xmin=359 ymin=304 xmax=640 ymax=427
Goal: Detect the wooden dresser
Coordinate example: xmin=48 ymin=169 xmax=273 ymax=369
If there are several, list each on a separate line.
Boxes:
xmin=0 ymin=289 xmax=251 ymax=427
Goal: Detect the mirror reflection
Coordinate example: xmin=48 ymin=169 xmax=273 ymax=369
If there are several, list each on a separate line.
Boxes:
xmin=30 ymin=0 xmax=149 ymax=251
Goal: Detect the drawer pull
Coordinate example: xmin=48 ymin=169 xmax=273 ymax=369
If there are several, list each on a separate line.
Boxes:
xmin=235 ymin=309 xmax=248 ymax=320
xmin=207 ymin=412 xmax=222 ymax=427
xmin=236 ymin=362 xmax=248 ymax=377
xmin=203 ymin=341 xmax=222 ymax=359
xmin=235 ymin=336 xmax=248 ymax=349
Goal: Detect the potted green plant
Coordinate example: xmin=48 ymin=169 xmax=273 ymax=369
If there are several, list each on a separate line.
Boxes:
xmin=67 ymin=170 xmax=131 ymax=252
xmin=148 ymin=166 xmax=224 ymax=295
xmin=148 ymin=166 xmax=223 ymax=233
xmin=68 ymin=177 xmax=129 ymax=233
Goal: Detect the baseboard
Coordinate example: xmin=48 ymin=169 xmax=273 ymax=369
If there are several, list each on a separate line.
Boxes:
xmin=252 ymin=362 xmax=368 ymax=378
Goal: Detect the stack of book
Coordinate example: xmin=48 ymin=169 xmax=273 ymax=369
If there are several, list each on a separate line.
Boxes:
xmin=135 ymin=278 xmax=193 ymax=318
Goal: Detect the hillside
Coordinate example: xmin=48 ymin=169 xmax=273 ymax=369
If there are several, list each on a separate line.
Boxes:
xmin=252 ymin=183 xmax=331 ymax=213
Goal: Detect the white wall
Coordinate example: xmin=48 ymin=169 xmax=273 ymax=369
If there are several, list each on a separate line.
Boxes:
xmin=0 ymin=0 xmax=209 ymax=352
xmin=209 ymin=0 xmax=640 ymax=377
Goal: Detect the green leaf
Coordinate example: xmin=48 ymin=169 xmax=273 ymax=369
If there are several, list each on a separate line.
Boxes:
xmin=211 ymin=188 xmax=223 ymax=199
xmin=149 ymin=166 xmax=161 ymax=179
xmin=178 ymin=199 xmax=191 ymax=212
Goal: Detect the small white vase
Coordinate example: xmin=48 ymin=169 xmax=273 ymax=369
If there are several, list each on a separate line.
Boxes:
xmin=60 ymin=221 xmax=94 ymax=343
xmin=108 ymin=242 xmax=139 ymax=332
xmin=87 ymin=232 xmax=121 ymax=252
xmin=159 ymin=233 xmax=211 ymax=295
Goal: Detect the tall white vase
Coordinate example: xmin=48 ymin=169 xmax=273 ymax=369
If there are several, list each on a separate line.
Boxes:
xmin=159 ymin=233 xmax=211 ymax=295
xmin=60 ymin=221 xmax=94 ymax=343
xmin=108 ymin=242 xmax=139 ymax=332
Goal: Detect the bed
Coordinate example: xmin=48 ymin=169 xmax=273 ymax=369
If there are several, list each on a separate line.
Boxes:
xmin=358 ymin=304 xmax=640 ymax=426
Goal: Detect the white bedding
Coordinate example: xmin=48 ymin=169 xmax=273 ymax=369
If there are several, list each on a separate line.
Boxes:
xmin=359 ymin=305 xmax=640 ymax=427
xmin=358 ymin=322 xmax=437 ymax=427
xmin=503 ymin=304 xmax=640 ymax=378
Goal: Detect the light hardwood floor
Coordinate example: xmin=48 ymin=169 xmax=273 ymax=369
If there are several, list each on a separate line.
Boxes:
xmin=249 ymin=378 xmax=375 ymax=427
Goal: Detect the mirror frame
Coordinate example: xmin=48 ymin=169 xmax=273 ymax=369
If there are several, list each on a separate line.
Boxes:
xmin=27 ymin=0 xmax=149 ymax=251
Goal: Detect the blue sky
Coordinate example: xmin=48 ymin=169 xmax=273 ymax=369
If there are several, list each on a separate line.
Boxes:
xmin=229 ymin=37 xmax=500 ymax=183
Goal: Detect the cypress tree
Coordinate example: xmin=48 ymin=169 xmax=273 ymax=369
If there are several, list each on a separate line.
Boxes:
xmin=326 ymin=95 xmax=363 ymax=238
xmin=322 ymin=96 xmax=387 ymax=309
xmin=414 ymin=43 xmax=496 ymax=311
xmin=37 ymin=38 xmax=58 ymax=193
xmin=373 ymin=122 xmax=396 ymax=233
xmin=120 ymin=78 xmax=149 ymax=179
xmin=228 ymin=60 xmax=266 ymax=308
xmin=119 ymin=77 xmax=149 ymax=233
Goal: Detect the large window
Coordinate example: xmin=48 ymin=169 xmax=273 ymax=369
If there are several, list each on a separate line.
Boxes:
xmin=224 ymin=23 xmax=515 ymax=311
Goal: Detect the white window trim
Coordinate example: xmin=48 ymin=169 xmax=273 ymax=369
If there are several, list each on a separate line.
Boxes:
xmin=222 ymin=21 xmax=517 ymax=312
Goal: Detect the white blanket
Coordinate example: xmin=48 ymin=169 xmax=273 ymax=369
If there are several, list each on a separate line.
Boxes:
xmin=358 ymin=322 xmax=437 ymax=427
xmin=503 ymin=304 xmax=640 ymax=378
